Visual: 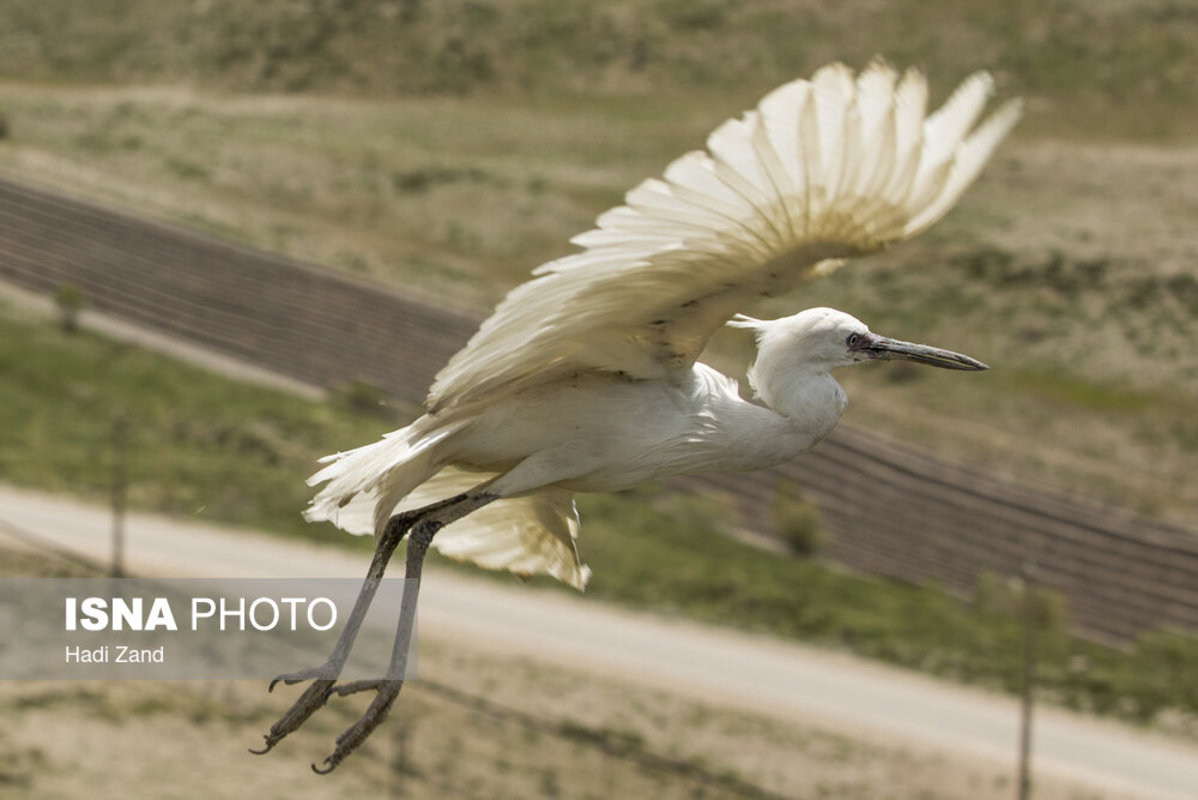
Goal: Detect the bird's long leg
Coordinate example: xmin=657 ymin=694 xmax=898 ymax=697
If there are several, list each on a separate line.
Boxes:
xmin=309 ymin=490 xmax=496 ymax=773
xmin=251 ymin=491 xmax=482 ymax=757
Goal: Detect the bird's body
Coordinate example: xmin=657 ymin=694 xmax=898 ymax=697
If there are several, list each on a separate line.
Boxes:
xmin=307 ymin=303 xmax=984 ymax=587
xmin=446 ymin=362 xmax=810 ymax=492
xmin=386 ymin=360 xmax=815 ymax=492
xmin=257 ymin=61 xmax=1021 ymax=770
xmin=306 ymin=347 xmax=823 ymax=586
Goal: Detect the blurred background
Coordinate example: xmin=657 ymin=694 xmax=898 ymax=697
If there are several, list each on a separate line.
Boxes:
xmin=0 ymin=1 xmax=1195 ymax=798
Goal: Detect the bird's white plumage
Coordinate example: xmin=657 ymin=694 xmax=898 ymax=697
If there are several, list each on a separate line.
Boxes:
xmin=397 ymin=468 xmax=588 ymax=589
xmin=319 ymin=461 xmax=590 ymax=589
xmin=306 ymin=61 xmax=1020 ymax=588
xmin=425 ymin=62 xmax=1020 ymax=415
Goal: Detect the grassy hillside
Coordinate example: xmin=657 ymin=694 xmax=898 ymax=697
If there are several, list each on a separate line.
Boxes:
xmin=2 ymin=0 xmax=1195 ymax=137
xmin=0 ymin=0 xmax=1194 ymax=521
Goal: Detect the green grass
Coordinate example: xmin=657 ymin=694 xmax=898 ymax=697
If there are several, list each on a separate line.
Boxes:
xmin=0 ymin=301 xmax=388 ymax=543
xmin=4 ymin=303 xmax=1192 ymax=731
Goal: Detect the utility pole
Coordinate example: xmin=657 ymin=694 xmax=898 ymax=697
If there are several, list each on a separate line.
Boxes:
xmin=110 ymin=413 xmax=128 ymax=579
xmin=1017 ymin=560 xmax=1038 ymax=800
xmin=389 ymin=722 xmax=407 ymax=798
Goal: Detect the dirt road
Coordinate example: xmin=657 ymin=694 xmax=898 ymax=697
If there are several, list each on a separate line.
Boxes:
xmin=2 ymin=483 xmax=1195 ymax=799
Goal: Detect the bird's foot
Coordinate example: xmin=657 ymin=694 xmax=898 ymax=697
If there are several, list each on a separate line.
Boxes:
xmin=311 ymin=679 xmax=404 ymax=774
xmin=250 ymin=677 xmax=339 ymax=755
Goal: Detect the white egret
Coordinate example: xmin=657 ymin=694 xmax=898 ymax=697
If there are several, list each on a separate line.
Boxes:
xmin=254 ymin=61 xmax=1021 ymax=771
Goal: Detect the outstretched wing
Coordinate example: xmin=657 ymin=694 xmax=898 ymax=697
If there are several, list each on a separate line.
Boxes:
xmin=428 ymin=61 xmax=1021 ymax=413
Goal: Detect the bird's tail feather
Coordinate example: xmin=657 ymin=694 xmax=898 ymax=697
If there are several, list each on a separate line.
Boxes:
xmin=303 ymin=417 xmax=467 ymax=536
xmin=305 ymin=420 xmax=590 ymax=590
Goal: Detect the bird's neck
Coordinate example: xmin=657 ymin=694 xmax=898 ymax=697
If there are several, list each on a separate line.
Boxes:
xmin=756 ymin=366 xmax=847 ymax=448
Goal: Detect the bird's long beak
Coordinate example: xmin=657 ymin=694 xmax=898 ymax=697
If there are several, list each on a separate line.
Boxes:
xmin=862 ymin=334 xmax=989 ymax=371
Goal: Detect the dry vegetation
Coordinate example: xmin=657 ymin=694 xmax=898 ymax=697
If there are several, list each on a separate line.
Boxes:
xmin=0 ymin=546 xmax=1155 ymax=800
xmin=10 ymin=672 xmax=1138 ymax=800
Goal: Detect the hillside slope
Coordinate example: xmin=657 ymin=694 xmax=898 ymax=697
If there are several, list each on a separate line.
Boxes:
xmin=1 ymin=0 xmax=1195 ymax=138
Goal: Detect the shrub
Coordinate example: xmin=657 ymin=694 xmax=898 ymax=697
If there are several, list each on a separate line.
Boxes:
xmin=772 ymin=481 xmax=824 ymax=556
xmin=53 ymin=282 xmax=86 ymax=333
xmin=331 ymin=379 xmax=394 ymax=419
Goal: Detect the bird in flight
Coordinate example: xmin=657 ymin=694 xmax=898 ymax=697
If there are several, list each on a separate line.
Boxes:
xmin=253 ymin=60 xmax=1021 ymax=771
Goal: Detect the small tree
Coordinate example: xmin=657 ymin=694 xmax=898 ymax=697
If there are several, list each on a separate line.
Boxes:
xmin=332 ymin=379 xmax=394 ymax=419
xmin=54 ymin=282 xmax=86 ymax=332
xmin=773 ymin=479 xmax=824 ymax=556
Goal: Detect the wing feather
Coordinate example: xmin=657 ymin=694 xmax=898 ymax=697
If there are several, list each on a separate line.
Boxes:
xmin=371 ymin=464 xmax=591 ymax=591
xmin=852 ymin=61 xmax=899 ymax=200
xmin=427 ymin=62 xmax=1019 ymax=413
xmin=811 ymin=63 xmax=855 ymax=203
xmin=904 ymin=97 xmax=1024 ymax=236
xmin=882 ymin=68 xmax=929 ymax=208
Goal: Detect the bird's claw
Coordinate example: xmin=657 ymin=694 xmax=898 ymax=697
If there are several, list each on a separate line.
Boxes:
xmin=309 ymin=679 xmax=404 ymax=774
xmin=251 ymin=677 xmax=339 ymax=755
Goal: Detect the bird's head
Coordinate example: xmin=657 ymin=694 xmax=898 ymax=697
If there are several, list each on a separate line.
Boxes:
xmin=729 ymin=307 xmax=988 ymax=378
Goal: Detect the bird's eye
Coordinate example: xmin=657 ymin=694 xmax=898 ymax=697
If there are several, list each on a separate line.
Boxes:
xmin=847 ymin=333 xmax=860 ymax=348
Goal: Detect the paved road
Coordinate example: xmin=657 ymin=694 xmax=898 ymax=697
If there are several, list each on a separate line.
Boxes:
xmin=2 ymin=483 xmax=1195 ymax=799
